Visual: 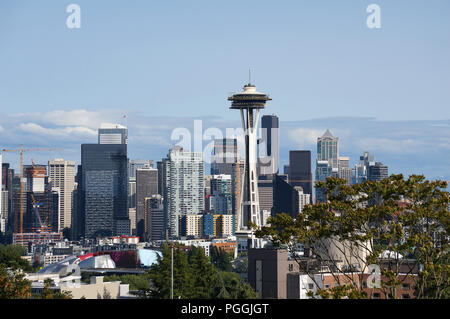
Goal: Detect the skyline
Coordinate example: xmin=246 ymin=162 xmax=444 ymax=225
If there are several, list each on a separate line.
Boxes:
xmin=1 ymin=110 xmax=449 ymax=181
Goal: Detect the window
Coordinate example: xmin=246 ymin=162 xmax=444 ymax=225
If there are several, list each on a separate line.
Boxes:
xmin=325 ymin=284 xmax=331 ymax=289
xmin=402 ymin=283 xmax=411 ymax=290
xmin=372 ymin=293 xmax=380 ymax=299
xmin=308 ymin=284 xmax=314 ymax=290
xmin=402 ymin=294 xmax=411 ymax=299
xmin=288 ymin=264 xmax=293 ymax=272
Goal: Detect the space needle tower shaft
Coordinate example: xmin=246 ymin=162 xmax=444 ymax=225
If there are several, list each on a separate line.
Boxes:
xmin=228 ymin=80 xmax=272 ymax=249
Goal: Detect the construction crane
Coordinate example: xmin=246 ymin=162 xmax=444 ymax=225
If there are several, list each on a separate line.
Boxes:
xmin=30 ymin=193 xmax=47 ymax=233
xmin=1 ymin=144 xmax=62 ymax=234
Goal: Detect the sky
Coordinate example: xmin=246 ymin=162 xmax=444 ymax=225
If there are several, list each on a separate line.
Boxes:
xmin=0 ymin=1 xmax=449 ymax=180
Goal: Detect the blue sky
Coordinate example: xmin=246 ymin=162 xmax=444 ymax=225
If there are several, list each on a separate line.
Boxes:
xmin=0 ymin=1 xmax=449 ymax=180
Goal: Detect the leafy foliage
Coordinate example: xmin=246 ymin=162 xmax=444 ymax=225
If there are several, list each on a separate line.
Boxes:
xmin=255 ymin=174 xmax=450 ymax=299
xmin=0 ymin=244 xmax=32 ymax=271
xmin=143 ymin=243 xmax=257 ymax=299
xmin=0 ymin=264 xmax=31 ymax=299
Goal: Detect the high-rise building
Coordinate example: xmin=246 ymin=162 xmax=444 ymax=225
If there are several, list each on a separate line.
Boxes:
xmin=294 ymin=186 xmax=310 ymax=214
xmin=258 ymin=174 xmax=274 ymax=213
xmin=338 ymin=156 xmax=352 ymax=185
xmin=162 ymin=146 xmax=204 ymax=238
xmin=25 ymin=165 xmax=46 ymax=193
xmin=156 ymin=161 xmax=163 ymax=196
xmin=229 ymin=82 xmax=272 ymax=249
xmin=210 ymin=138 xmax=238 ymax=175
xmin=98 ymin=123 xmax=128 ymax=145
xmin=368 ymin=162 xmax=389 ymax=181
xmin=210 ymin=174 xmax=232 ymax=214
xmin=48 ymin=159 xmax=76 ymax=232
xmin=136 ymin=166 xmax=158 ymax=240
xmin=315 ymin=160 xmax=332 ymax=203
xmin=129 ymin=159 xmax=154 ymax=181
xmin=81 ymin=144 xmax=129 ymax=238
xmin=145 ymin=195 xmax=164 ymax=241
xmin=317 ymin=129 xmax=339 ymax=169
xmin=258 ymin=115 xmax=279 ymax=175
xmin=72 ymin=165 xmax=83 ymax=240
xmin=353 ymin=152 xmax=388 ymax=183
xmin=273 ymin=174 xmax=298 ymax=218
xmin=289 ymin=151 xmax=313 ymax=202
xmin=0 ymin=190 xmax=7 ymax=233
xmin=315 ymin=130 xmax=339 ymax=203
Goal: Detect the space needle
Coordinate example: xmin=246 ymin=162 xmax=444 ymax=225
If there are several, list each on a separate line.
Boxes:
xmin=228 ymin=78 xmax=272 ymax=249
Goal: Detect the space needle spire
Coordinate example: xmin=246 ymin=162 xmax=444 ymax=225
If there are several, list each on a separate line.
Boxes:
xmin=228 ymin=79 xmax=272 ymax=249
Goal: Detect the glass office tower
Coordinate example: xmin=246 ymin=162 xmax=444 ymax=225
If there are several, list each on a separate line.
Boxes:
xmin=81 ymin=144 xmax=128 ymax=238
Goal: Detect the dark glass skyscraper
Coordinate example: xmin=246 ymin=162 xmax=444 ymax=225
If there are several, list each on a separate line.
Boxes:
xmin=136 ymin=166 xmax=158 ymax=240
xmin=81 ymin=144 xmax=128 ymax=238
xmin=258 ymin=115 xmax=279 ymax=175
xmin=289 ymin=150 xmax=313 ymax=203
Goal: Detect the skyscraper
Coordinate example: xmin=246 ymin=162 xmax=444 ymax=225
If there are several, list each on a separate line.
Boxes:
xmin=136 ymin=165 xmax=158 ymax=240
xmin=98 ymin=123 xmax=128 ymax=145
xmin=338 ymin=156 xmax=352 ymax=185
xmin=317 ymin=129 xmax=339 ymax=170
xmin=315 ymin=130 xmax=339 ymax=203
xmin=210 ymin=174 xmax=232 ymax=214
xmin=229 ymin=81 xmax=272 ymax=249
xmin=258 ymin=115 xmax=279 ymax=176
xmin=81 ymin=144 xmax=129 ymax=238
xmin=48 ymin=159 xmax=76 ymax=231
xmin=289 ymin=150 xmax=313 ymax=203
xmin=162 ymin=146 xmax=204 ymax=238
xmin=210 ymin=138 xmax=238 ymax=175
xmin=129 ymin=159 xmax=154 ymax=180
xmin=353 ymin=152 xmax=388 ymax=183
xmin=368 ymin=162 xmax=389 ymax=181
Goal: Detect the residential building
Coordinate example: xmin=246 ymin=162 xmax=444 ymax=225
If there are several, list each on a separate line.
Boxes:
xmin=162 ymin=146 xmax=204 ymax=238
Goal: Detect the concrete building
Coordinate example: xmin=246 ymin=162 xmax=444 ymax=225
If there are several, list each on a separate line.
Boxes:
xmin=294 ymin=186 xmax=310 ymax=214
xmin=248 ymin=248 xmax=299 ymax=299
xmin=162 ymin=146 xmax=204 ymax=238
xmin=48 ymin=159 xmax=76 ymax=231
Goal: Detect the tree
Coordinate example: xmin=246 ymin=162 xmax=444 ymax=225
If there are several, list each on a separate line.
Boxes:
xmin=255 ymin=174 xmax=450 ymax=299
xmin=188 ymin=246 xmax=220 ymax=298
xmin=0 ymin=244 xmax=32 ymax=271
xmin=0 ymin=264 xmax=31 ymax=299
xmin=210 ymin=246 xmax=233 ymax=272
xmin=147 ymin=243 xmax=194 ymax=298
xmin=144 ymin=243 xmax=257 ymax=299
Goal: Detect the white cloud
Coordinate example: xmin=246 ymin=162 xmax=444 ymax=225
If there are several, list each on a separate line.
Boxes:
xmin=19 ymin=122 xmax=97 ymax=138
xmin=287 ymin=128 xmax=325 ymax=147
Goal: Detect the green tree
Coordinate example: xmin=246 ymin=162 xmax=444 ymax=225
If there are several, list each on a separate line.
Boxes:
xmin=255 ymin=175 xmax=450 ymax=299
xmin=0 ymin=244 xmax=32 ymax=271
xmin=188 ymin=246 xmax=219 ymax=298
xmin=210 ymin=246 xmax=233 ymax=272
xmin=147 ymin=243 xmax=194 ymax=298
xmin=144 ymin=243 xmax=257 ymax=299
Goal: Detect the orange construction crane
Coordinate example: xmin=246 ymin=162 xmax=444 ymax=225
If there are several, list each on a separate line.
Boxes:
xmin=1 ymin=144 xmax=62 ymax=234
